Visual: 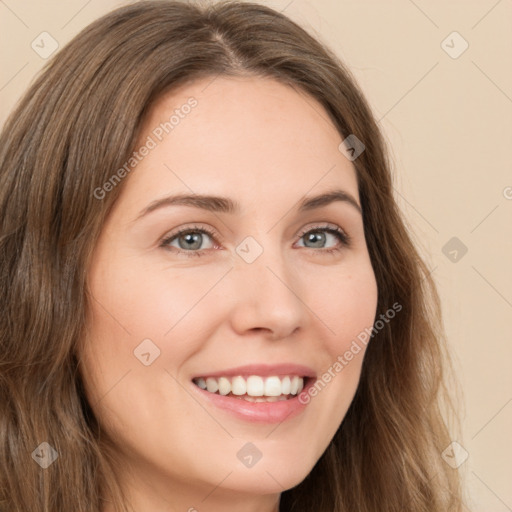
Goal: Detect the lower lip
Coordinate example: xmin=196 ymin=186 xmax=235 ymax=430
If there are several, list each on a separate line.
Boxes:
xmin=191 ymin=380 xmax=313 ymax=424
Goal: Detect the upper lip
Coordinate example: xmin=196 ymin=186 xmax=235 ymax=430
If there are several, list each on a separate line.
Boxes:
xmin=192 ymin=363 xmax=317 ymax=379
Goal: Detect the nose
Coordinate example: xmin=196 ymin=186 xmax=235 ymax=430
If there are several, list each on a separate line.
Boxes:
xmin=227 ymin=246 xmax=307 ymax=341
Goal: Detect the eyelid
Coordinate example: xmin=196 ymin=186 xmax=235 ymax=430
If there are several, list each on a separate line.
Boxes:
xmin=160 ymin=224 xmax=221 ymax=248
xmin=295 ymin=222 xmax=349 ymax=240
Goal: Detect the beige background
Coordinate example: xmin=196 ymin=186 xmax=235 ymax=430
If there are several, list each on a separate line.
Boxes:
xmin=1 ymin=1 xmax=511 ymax=510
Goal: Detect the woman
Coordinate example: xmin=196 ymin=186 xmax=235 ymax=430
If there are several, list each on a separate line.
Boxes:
xmin=0 ymin=1 xmax=464 ymax=511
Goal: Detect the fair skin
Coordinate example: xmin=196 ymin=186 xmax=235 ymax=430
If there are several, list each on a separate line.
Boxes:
xmin=80 ymin=76 xmax=378 ymax=512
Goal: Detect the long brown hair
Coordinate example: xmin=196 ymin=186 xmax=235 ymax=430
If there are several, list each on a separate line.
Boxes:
xmin=0 ymin=1 xmax=464 ymax=511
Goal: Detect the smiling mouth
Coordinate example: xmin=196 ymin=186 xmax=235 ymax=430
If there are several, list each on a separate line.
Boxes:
xmin=192 ymin=375 xmax=307 ymax=402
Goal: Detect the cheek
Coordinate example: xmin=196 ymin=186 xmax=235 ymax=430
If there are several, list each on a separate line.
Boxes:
xmin=308 ymin=258 xmax=378 ymax=353
xmin=297 ymin=260 xmax=378 ymax=448
xmin=85 ymin=253 xmax=228 ymax=347
xmin=80 ymin=258 xmax=232 ymax=414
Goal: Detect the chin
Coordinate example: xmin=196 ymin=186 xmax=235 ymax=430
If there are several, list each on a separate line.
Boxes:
xmin=215 ymin=446 xmax=319 ymax=495
xmin=220 ymin=466 xmax=311 ymax=495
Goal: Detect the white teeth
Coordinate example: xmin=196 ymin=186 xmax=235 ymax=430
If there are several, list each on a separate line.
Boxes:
xmin=281 ymin=376 xmax=291 ymax=395
xmin=194 ymin=374 xmax=306 ymax=398
xmin=246 ymin=375 xmax=264 ymax=397
xmin=264 ymin=376 xmax=282 ymax=397
xmin=290 ymin=376 xmax=300 ymax=394
xmin=218 ymin=377 xmax=231 ymax=396
xmin=205 ymin=377 xmax=218 ymax=393
xmin=231 ymin=376 xmax=247 ymax=396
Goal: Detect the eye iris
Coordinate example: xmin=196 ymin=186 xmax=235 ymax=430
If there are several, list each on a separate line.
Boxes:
xmin=179 ymin=232 xmax=203 ymax=250
xmin=305 ymin=231 xmax=326 ymax=248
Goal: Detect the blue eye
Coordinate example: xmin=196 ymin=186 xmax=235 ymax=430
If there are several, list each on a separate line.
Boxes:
xmin=300 ymin=226 xmax=350 ymax=253
xmin=297 ymin=227 xmax=349 ymax=250
xmin=160 ymin=224 xmax=350 ymax=258
xmin=161 ymin=226 xmax=216 ymax=255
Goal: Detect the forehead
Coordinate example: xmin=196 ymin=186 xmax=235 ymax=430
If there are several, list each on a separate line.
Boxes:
xmin=121 ymin=76 xmax=359 ymax=216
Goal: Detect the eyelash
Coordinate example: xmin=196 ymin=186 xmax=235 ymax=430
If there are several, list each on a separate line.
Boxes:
xmin=160 ymin=223 xmax=351 ymax=258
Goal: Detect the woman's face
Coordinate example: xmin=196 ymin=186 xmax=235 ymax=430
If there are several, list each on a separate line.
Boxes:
xmin=81 ymin=76 xmax=378 ymax=511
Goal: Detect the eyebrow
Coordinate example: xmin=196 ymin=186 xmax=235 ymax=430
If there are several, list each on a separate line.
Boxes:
xmin=136 ymin=188 xmax=362 ymax=220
